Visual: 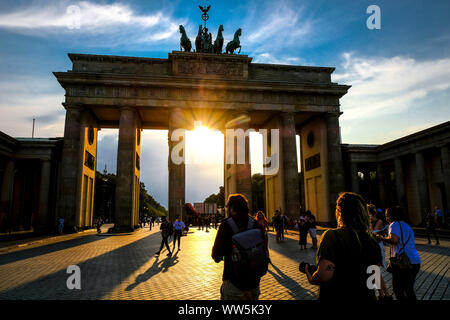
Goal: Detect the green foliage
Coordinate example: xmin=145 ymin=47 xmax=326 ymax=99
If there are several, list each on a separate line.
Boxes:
xmin=251 ymin=173 xmax=265 ymax=213
xmin=204 ymin=186 xmax=225 ymax=208
xmin=94 ymin=171 xmax=167 ymax=221
xmin=139 ymin=182 xmax=167 ymax=217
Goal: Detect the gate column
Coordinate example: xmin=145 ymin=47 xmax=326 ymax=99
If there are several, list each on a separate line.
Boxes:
xmin=114 ymin=107 xmax=141 ymax=232
xmin=325 ymin=112 xmax=345 ymax=221
xmin=281 ymin=112 xmax=300 ymax=219
xmin=168 ymin=107 xmax=185 ymax=222
xmin=58 ymin=105 xmax=98 ymax=232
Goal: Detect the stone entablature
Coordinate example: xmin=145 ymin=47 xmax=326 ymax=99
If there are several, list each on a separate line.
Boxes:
xmin=0 ymin=134 xmax=62 ymax=161
xmin=69 ymin=53 xmax=171 ymax=76
xmin=342 ymin=121 xmax=450 ymax=162
xmin=62 ymin=83 xmax=342 ymax=108
xmin=55 ymin=52 xmax=349 ymax=130
xmin=249 ymin=64 xmax=334 ymax=84
xmin=68 ymin=52 xmax=336 ymax=85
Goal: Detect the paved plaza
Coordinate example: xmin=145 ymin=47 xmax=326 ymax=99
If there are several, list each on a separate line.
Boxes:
xmin=0 ymin=225 xmax=448 ymax=300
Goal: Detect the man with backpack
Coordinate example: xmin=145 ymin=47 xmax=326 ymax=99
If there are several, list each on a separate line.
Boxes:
xmin=211 ymin=194 xmax=269 ymax=300
xmin=155 ymin=216 xmax=173 ymax=257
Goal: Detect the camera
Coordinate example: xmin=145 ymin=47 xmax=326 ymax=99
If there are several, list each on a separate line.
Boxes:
xmin=299 ymin=262 xmax=317 ymax=274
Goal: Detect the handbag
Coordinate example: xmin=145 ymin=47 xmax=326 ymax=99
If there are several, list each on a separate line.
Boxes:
xmin=386 ymin=222 xmax=412 ymax=273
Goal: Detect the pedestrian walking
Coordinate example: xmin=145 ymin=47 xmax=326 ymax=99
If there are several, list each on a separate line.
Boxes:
xmin=205 ymin=216 xmax=210 ymax=232
xmin=281 ymin=211 xmax=288 ymax=237
xmin=272 ymin=210 xmax=283 ymax=243
xmin=377 ymin=206 xmax=421 ymax=300
xmin=212 ymin=194 xmax=269 ymax=300
xmin=96 ymin=217 xmax=102 ymax=234
xmin=155 ymin=216 xmax=172 ymax=257
xmin=173 ymin=216 xmax=185 ymax=251
xmin=298 ymin=215 xmax=309 ymax=250
xmin=58 ymin=217 xmax=64 ymax=234
xmin=425 ymin=209 xmax=440 ymax=245
xmin=306 ymin=210 xmax=318 ymax=249
xmin=303 ymin=192 xmax=382 ymax=300
xmin=434 ymin=206 xmax=443 ymax=228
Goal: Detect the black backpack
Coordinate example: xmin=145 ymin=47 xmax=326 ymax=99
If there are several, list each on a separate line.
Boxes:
xmin=227 ymin=217 xmax=269 ymax=283
xmin=161 ymin=221 xmax=173 ymax=237
xmin=167 ymin=222 xmax=174 ymax=236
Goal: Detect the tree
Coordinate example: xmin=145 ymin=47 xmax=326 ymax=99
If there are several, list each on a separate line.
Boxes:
xmin=93 ymin=171 xmax=167 ymax=222
xmin=251 ymin=173 xmax=265 ymax=213
xmin=139 ymin=182 xmax=167 ymax=217
xmin=204 ymin=186 xmax=225 ymax=208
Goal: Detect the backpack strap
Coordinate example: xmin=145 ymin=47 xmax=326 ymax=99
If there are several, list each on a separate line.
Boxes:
xmin=227 ymin=217 xmax=255 ymax=234
xmin=397 ymin=221 xmax=411 ymax=255
xmin=247 ymin=217 xmax=255 ymax=229
xmin=227 ymin=218 xmax=239 ymax=234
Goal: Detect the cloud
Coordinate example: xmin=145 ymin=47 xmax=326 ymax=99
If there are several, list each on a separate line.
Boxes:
xmin=239 ymin=0 xmax=315 ymax=56
xmin=334 ymin=53 xmax=450 ymax=121
xmin=0 ymin=1 xmax=183 ymax=46
xmin=252 ymin=53 xmax=304 ymax=65
xmin=0 ymin=74 xmax=65 ymax=137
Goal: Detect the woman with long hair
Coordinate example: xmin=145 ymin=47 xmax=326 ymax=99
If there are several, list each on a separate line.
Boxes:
xmin=304 ymin=192 xmax=382 ymax=300
xmin=255 ymin=211 xmax=269 ymax=234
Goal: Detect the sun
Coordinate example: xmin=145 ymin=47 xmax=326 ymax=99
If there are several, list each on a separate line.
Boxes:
xmin=185 ymin=122 xmax=223 ymax=165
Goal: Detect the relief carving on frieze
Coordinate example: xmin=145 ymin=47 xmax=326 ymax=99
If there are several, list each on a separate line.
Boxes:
xmin=95 ymin=87 xmax=105 ymax=96
xmin=177 ymin=61 xmax=243 ymax=77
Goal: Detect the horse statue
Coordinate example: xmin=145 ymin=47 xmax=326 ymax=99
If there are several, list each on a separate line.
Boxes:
xmin=179 ymin=25 xmax=192 ymax=52
xmin=213 ymin=24 xmax=224 ymax=54
xmin=225 ymin=28 xmax=242 ymax=54
xmin=207 ymin=32 xmax=213 ymax=53
xmin=195 ymin=25 xmax=202 ymax=52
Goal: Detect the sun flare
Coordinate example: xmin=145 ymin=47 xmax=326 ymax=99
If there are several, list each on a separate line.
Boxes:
xmin=185 ymin=124 xmax=223 ymax=165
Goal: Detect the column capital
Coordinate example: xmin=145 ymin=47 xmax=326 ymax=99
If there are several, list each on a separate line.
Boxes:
xmin=62 ymin=103 xmax=83 ymax=111
xmin=324 ymin=111 xmax=343 ymax=119
xmin=119 ymin=106 xmax=137 ymax=112
xmin=280 ymin=111 xmax=295 ymax=117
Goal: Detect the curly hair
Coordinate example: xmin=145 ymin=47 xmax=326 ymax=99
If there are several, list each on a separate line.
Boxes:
xmin=336 ymin=192 xmax=371 ymax=232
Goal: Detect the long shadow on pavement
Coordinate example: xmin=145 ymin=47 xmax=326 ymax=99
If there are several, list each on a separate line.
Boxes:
xmin=416 ymin=243 xmax=450 ymax=257
xmin=125 ymin=250 xmax=179 ymax=292
xmin=267 ymin=232 xmax=318 ymax=262
xmin=0 ymin=232 xmax=162 ymax=299
xmin=267 ymin=262 xmax=316 ymax=299
xmin=0 ymin=235 xmax=104 ymax=266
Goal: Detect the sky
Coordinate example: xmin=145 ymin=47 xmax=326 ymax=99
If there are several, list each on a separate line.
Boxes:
xmin=0 ymin=0 xmax=449 ymax=208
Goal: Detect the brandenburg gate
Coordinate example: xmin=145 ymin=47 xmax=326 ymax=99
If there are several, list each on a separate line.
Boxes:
xmin=54 ymin=51 xmax=350 ymax=232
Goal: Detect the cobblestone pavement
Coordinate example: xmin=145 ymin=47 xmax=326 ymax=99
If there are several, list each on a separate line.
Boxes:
xmin=0 ymin=225 xmax=448 ymax=300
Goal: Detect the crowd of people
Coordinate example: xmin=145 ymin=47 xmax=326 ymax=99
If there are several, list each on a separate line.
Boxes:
xmin=210 ymin=192 xmax=427 ymax=301
xmin=84 ymin=191 xmax=443 ymax=301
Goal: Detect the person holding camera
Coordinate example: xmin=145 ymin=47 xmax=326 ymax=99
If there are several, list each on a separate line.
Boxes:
xmin=302 ymin=192 xmax=382 ymax=300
